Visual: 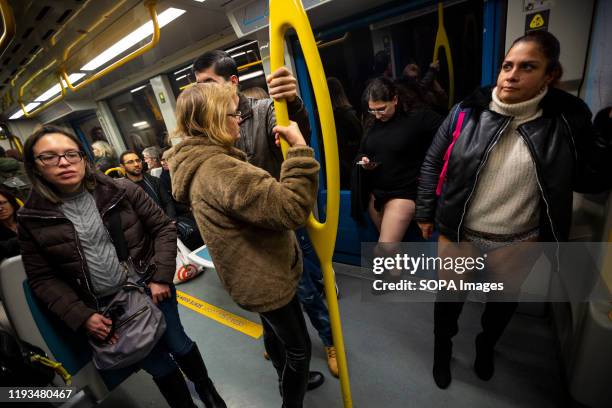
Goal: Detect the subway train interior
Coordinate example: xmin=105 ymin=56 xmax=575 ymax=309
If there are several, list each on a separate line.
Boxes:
xmin=0 ymin=0 xmax=611 ymax=407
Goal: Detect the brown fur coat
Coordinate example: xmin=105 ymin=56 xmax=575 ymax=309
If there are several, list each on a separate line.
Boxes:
xmin=167 ymin=137 xmax=319 ymax=312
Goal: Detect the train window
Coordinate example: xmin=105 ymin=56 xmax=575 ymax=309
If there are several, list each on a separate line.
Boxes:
xmin=107 ymin=83 xmax=168 ymax=153
xmin=168 ymin=40 xmax=268 ymax=98
xmin=294 ymin=0 xmax=483 ymax=190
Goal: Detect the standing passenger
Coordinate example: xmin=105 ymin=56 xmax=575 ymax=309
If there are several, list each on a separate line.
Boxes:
xmin=168 ymin=83 xmax=319 ymax=408
xmin=416 ymin=31 xmax=612 ymax=389
xmin=192 ymin=50 xmax=333 ymax=382
xmin=353 ymin=77 xmax=442 ymax=252
xmin=0 ymin=188 xmax=20 ymax=261
xmin=18 ymin=125 xmax=226 ymax=407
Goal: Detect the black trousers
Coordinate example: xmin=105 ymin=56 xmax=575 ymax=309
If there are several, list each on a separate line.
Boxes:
xmin=434 ymin=298 xmax=519 ymax=346
xmin=260 ymin=296 xmax=311 ymax=408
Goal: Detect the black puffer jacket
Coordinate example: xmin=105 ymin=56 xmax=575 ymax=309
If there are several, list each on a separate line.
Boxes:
xmin=416 ymin=86 xmax=612 ymax=242
xmin=17 ymin=174 xmax=177 ymax=331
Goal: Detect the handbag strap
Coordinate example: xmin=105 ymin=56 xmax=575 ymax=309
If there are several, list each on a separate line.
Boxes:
xmin=107 ymin=209 xmax=129 ymax=262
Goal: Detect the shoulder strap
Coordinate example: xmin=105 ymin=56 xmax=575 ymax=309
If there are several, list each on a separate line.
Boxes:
xmin=107 ymin=209 xmax=129 ymax=262
xmin=435 ymin=106 xmax=471 ymax=197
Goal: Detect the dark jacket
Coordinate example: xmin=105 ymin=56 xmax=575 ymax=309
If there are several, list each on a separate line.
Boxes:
xmin=0 ymin=224 xmax=19 ymax=260
xmin=133 ymin=173 xmax=176 ymax=219
xmin=17 ymin=174 xmax=177 ymax=331
xmin=416 ymin=86 xmax=612 ymax=242
xmin=236 ymin=94 xmax=311 ymax=180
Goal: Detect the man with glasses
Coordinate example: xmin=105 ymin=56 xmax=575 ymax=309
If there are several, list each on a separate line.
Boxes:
xmin=120 ymin=151 xmax=175 ymax=219
xmin=192 ymin=51 xmax=338 ymax=382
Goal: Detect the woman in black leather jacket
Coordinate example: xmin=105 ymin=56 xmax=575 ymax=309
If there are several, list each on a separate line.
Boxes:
xmin=415 ymin=31 xmax=611 ymax=389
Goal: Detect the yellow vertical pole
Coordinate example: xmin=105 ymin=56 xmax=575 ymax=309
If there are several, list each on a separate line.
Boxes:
xmin=269 ymin=0 xmax=352 ymax=407
xmin=433 ymin=2 xmax=455 ymax=109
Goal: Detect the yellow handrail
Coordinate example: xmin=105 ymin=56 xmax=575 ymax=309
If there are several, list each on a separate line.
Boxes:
xmin=270 ymin=0 xmax=351 ymax=406
xmin=0 ymin=0 xmax=16 ymax=56
xmin=317 ymin=32 xmax=350 ymax=49
xmin=237 ymin=60 xmax=262 ymax=72
xmin=60 ymin=0 xmax=159 ymax=93
xmin=18 ymin=61 xmax=66 ymax=118
xmin=104 ymin=167 xmax=125 ymax=177
xmin=432 ymin=2 xmax=454 ymax=109
xmin=9 ymin=134 xmax=23 ymax=156
xmin=49 ymin=0 xmax=99 ymax=46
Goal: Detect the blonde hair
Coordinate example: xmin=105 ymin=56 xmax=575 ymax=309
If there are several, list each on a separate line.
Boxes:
xmin=175 ymin=82 xmax=236 ymax=146
xmin=91 ymin=141 xmax=116 ymax=158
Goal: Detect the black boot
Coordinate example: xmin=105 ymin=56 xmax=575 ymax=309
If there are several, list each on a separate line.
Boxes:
xmin=153 ymin=368 xmax=197 ymax=408
xmin=474 ymin=333 xmax=494 ymax=381
xmin=433 ymin=338 xmax=452 ymax=389
xmin=432 ymin=301 xmax=465 ymax=389
xmin=474 ymin=302 xmax=518 ymax=381
xmin=175 ymin=343 xmax=227 ymax=408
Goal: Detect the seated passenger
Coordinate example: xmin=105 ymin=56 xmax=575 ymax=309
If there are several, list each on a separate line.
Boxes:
xmin=18 ymin=125 xmax=226 ymax=407
xmin=0 ymin=146 xmax=30 ymax=201
xmin=167 ymin=83 xmax=319 ymax=408
xmin=0 ymin=188 xmax=20 ymax=261
xmin=120 ymin=151 xmax=176 ymax=219
xmin=143 ymin=146 xmax=163 ymax=178
xmin=91 ymin=141 xmax=120 ymax=175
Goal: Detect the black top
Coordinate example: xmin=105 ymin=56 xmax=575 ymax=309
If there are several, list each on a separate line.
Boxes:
xmin=335 ymin=106 xmax=363 ymax=190
xmin=134 ymin=173 xmax=176 ymax=219
xmin=359 ymin=108 xmax=443 ymax=193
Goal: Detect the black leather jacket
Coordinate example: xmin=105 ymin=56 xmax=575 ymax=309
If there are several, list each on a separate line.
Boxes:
xmin=416 ymin=86 xmax=612 ymax=242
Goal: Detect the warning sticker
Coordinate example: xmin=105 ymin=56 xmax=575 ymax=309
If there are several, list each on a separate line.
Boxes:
xmin=525 ymin=9 xmax=550 ymax=33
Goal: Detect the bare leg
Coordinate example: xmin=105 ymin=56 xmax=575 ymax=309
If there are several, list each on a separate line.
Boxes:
xmin=378 ymin=199 xmax=416 ymax=277
xmin=379 ymin=198 xmax=415 ymax=243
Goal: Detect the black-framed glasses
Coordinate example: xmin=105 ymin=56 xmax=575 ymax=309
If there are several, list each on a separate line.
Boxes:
xmin=227 ymin=110 xmax=243 ymax=119
xmin=36 ymin=151 xmax=84 ymax=167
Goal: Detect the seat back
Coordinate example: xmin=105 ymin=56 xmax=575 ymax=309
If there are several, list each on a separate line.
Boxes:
xmin=0 ymin=256 xmax=135 ymax=402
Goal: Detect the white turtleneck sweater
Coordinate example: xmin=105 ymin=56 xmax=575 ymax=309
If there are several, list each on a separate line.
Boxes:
xmin=463 ymin=87 xmax=547 ymax=235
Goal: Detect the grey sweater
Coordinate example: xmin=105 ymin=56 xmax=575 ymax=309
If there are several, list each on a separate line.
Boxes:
xmin=60 ymin=190 xmax=126 ymax=296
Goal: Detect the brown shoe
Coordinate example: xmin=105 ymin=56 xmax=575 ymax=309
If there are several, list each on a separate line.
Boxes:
xmin=325 ymin=346 xmax=339 ymax=378
xmin=263 ymin=350 xmax=270 ymax=360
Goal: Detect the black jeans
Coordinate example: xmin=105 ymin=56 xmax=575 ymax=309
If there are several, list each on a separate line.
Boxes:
xmin=260 ymin=296 xmax=311 ymax=408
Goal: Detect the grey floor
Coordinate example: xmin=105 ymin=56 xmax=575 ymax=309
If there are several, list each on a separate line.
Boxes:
xmin=98 ymin=263 xmax=567 ymax=408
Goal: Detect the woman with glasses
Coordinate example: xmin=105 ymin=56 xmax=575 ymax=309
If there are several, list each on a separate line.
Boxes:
xmin=0 ymin=188 xmax=21 ymax=261
xmin=17 ymin=125 xmax=226 ymax=408
xmin=167 ymin=82 xmax=319 ymax=408
xmin=352 ymin=76 xmax=442 ymax=254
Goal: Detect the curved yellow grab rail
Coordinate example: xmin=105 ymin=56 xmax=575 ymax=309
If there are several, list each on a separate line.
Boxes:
xmin=270 ymin=0 xmax=351 ymax=406
xmin=317 ymin=32 xmax=350 ymax=50
xmin=104 ymin=167 xmax=125 ymax=177
xmin=0 ymin=0 xmax=16 ymax=56
xmin=9 ymin=134 xmax=23 ymax=156
xmin=19 ymin=61 xmax=66 ymax=118
xmin=60 ymin=0 xmax=159 ymax=93
xmin=238 ymin=59 xmax=263 ymax=72
xmin=432 ymin=2 xmax=454 ymax=109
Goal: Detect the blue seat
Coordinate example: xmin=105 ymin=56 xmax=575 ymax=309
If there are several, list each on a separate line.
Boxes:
xmin=0 ymin=256 xmax=136 ymax=403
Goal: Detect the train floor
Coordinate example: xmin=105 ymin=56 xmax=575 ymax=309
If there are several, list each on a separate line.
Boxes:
xmin=97 ymin=263 xmax=566 ymax=408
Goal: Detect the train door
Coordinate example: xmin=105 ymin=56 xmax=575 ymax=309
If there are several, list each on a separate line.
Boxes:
xmin=293 ymin=0 xmax=486 ymax=265
xmin=107 ymin=83 xmax=168 ymax=152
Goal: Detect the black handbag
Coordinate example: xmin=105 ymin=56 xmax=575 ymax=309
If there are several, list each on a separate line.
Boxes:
xmin=0 ymin=330 xmax=56 ymax=387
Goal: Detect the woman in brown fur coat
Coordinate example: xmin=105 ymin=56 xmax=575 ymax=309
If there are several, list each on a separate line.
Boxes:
xmin=167 ymin=83 xmax=320 ymax=408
